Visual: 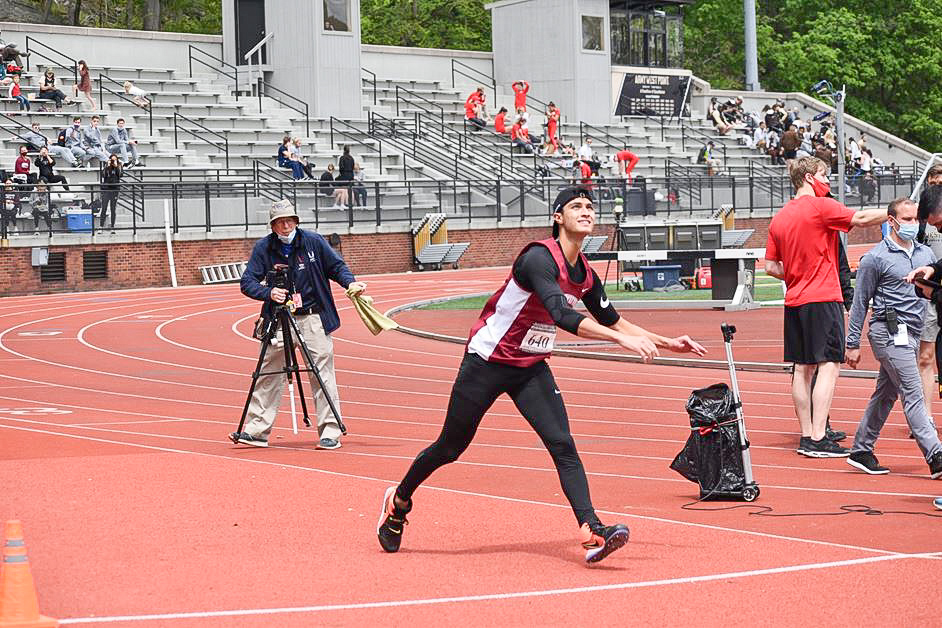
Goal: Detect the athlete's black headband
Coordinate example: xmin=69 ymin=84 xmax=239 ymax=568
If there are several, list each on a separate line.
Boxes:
xmin=551 ymin=185 xmax=595 ymax=237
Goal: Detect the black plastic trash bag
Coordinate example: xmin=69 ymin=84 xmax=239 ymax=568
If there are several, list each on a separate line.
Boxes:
xmin=671 ymin=384 xmax=746 ymax=498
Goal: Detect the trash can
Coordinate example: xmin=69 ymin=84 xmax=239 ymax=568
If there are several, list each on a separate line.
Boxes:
xmin=640 ymin=265 xmax=682 ymax=290
xmin=66 ymin=208 xmax=93 ymax=232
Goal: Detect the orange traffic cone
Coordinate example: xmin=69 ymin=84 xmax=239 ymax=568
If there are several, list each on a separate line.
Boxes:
xmin=0 ymin=521 xmax=58 ymax=628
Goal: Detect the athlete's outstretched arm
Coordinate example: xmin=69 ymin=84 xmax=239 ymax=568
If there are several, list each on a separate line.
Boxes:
xmin=608 ymin=317 xmax=707 ymax=356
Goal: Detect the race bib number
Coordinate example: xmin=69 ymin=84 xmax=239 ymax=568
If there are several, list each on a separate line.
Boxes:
xmin=520 ymin=323 xmax=556 ymax=354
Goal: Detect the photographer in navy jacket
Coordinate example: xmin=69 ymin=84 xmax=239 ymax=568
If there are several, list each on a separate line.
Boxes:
xmin=232 ymin=199 xmax=365 ymax=450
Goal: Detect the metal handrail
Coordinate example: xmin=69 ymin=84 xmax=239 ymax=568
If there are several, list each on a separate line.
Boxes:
xmin=173 ymin=112 xmax=229 ymax=169
xmin=395 ymin=85 xmax=445 ymax=129
xmin=243 ymin=32 xmax=273 ymax=63
xmin=330 ymin=117 xmax=382 ymax=173
xmin=98 ymin=74 xmax=154 ymax=136
xmin=24 ymin=35 xmax=78 ymax=86
xmin=256 ymin=78 xmax=310 ymax=137
xmin=681 ymin=119 xmax=727 ymax=165
xmin=362 ymin=67 xmax=377 ymax=105
xmin=188 ymin=45 xmax=240 ymax=100
xmin=451 ymin=59 xmax=497 ymax=102
xmin=0 ymin=112 xmax=40 ymax=145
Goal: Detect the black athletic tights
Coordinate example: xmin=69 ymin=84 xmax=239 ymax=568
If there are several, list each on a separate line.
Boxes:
xmin=397 ymin=352 xmax=599 ymax=527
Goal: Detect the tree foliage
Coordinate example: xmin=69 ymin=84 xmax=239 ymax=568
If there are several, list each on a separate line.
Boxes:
xmin=685 ymin=0 xmax=942 ymax=152
xmin=21 ymin=0 xmax=220 ymax=34
xmin=360 ymin=0 xmax=490 ymax=51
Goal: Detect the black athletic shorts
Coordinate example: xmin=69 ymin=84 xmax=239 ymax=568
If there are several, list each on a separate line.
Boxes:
xmin=783 ymin=149 xmax=797 ymax=160
xmin=783 ymin=301 xmax=845 ymax=364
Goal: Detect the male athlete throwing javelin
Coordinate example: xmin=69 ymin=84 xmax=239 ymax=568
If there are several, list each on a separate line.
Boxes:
xmin=377 ymin=185 xmax=707 ymax=564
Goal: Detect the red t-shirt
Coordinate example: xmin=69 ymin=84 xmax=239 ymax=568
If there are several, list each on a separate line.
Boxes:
xmin=579 ymin=161 xmax=592 ymax=185
xmin=513 ymin=82 xmax=529 ymax=109
xmin=495 ymin=112 xmax=507 ymax=134
xmin=510 ymin=123 xmax=521 ymax=141
xmin=765 ymin=195 xmax=855 ymax=306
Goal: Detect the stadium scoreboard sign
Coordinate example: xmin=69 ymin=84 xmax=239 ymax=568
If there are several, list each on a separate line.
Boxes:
xmin=614 ymin=73 xmax=689 ymax=117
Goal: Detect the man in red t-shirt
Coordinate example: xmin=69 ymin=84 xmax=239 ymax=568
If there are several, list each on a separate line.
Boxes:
xmin=765 ymin=156 xmax=887 ymax=458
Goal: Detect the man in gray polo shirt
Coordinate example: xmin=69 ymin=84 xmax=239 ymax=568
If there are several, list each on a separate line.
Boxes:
xmin=845 ymin=197 xmax=942 ymax=478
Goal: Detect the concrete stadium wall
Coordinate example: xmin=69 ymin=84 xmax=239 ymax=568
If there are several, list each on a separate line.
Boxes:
xmin=361 ymin=44 xmax=492 ymax=89
xmin=2 ymin=216 xmax=886 ymax=297
xmin=0 ymin=21 xmax=222 ymax=74
xmin=2 ymin=223 xmax=615 ymax=296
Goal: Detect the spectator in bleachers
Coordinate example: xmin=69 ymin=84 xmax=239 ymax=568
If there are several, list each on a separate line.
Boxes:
xmin=0 ymin=62 xmax=11 ymax=88
xmin=797 ymin=123 xmax=813 ymax=158
xmin=8 ymin=74 xmax=29 ymax=112
xmin=766 ymin=128 xmax=785 ymax=165
xmin=813 ymin=139 xmax=834 ymax=170
xmin=13 ymin=145 xmax=35 ymax=185
xmin=781 ymin=123 xmax=801 ymax=164
xmin=29 ymin=181 xmax=52 ymax=235
xmin=544 ymin=102 xmax=560 ymax=156
xmin=0 ymin=43 xmax=28 ymax=69
xmin=512 ymin=80 xmax=529 ymax=112
xmin=697 ymin=141 xmax=723 ymax=176
xmin=319 ymin=163 xmax=336 ymax=197
xmin=494 ymin=106 xmax=509 ymax=135
xmin=707 ymin=97 xmax=730 ymax=135
xmin=338 ymin=145 xmax=355 ymax=181
xmin=465 ymin=87 xmax=486 ymax=130
xmin=24 ymin=122 xmax=78 ymax=167
xmin=747 ymin=120 xmax=769 ymax=151
xmin=82 ymin=115 xmax=110 ymax=167
xmin=1 ymin=177 xmax=20 ymax=235
xmin=927 ymin=163 xmax=942 ymax=186
xmin=65 ymin=117 xmax=89 ymax=166
xmin=576 ymin=159 xmax=593 ymax=187
xmin=123 ymin=81 xmax=151 ymax=109
xmin=73 ymin=60 xmax=96 ymax=110
xmin=577 ymin=137 xmax=601 ymax=174
xmin=352 ymin=163 xmax=368 ymax=208
xmin=290 ymin=138 xmax=315 ymax=180
xmin=277 ymin=136 xmax=301 ymax=178
xmin=34 ymin=146 xmax=69 ymax=191
xmin=38 ymin=69 xmax=67 ymax=110
xmin=107 ymin=118 xmax=141 ymax=168
xmin=613 ymin=149 xmax=639 ymax=183
xmin=100 ymin=153 xmax=122 ymax=231
xmin=510 ymin=115 xmax=533 ymax=153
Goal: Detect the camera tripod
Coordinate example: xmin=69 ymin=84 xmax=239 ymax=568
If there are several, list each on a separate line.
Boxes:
xmin=232 ymin=302 xmax=347 ymax=441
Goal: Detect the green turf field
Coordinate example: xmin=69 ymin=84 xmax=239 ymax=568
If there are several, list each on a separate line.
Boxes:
xmin=420 ymin=275 xmax=786 ymax=310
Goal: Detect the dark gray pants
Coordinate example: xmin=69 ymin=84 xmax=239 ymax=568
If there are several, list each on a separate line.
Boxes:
xmin=852 ymin=321 xmax=942 ymax=461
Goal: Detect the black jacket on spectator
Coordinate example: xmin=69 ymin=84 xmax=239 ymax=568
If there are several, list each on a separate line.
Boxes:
xmin=102 ymin=164 xmax=122 ymax=189
xmin=319 ymin=170 xmax=335 ymax=196
xmin=337 ymin=154 xmax=355 ymax=181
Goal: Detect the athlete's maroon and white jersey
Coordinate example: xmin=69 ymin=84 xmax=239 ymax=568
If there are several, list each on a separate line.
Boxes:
xmin=466 ymin=238 xmax=594 ymax=367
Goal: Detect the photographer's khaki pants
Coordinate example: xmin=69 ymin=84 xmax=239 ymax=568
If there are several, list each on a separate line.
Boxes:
xmin=243 ymin=313 xmax=343 ymax=442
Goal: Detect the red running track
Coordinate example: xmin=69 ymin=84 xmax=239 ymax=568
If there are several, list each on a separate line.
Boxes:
xmin=1 ymin=266 xmax=940 ymax=627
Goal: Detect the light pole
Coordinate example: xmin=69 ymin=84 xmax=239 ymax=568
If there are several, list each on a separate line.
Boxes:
xmin=811 ymin=80 xmax=847 ymax=207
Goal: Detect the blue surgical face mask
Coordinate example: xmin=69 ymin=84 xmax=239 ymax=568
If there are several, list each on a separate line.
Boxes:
xmin=894 ymin=221 xmax=919 ymax=241
xmin=276 ymin=229 xmax=296 ymax=244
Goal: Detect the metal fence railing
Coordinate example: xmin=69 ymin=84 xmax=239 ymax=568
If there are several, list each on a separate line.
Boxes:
xmin=1 ymin=167 xmax=921 ymax=241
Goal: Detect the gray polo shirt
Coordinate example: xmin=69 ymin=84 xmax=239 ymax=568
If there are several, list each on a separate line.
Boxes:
xmin=847 ymin=237 xmax=936 ymax=349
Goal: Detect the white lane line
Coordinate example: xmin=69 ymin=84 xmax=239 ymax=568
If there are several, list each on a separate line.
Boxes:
xmin=55 ymin=553 xmax=924 ymax=624
xmin=6 ymin=415 xmax=935 ymax=499
xmin=0 ymin=421 xmax=918 ymax=557
xmin=68 ymin=419 xmax=190 ymax=427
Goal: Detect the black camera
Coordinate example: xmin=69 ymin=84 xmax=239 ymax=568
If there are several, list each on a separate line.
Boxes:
xmin=266 ymin=264 xmax=290 ymax=290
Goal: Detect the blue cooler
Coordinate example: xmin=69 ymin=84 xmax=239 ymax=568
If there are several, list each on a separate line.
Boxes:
xmin=640 ymin=265 xmax=682 ymax=290
xmin=66 ymin=208 xmax=93 ymax=232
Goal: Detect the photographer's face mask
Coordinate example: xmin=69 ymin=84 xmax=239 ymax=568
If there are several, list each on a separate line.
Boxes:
xmin=277 ymin=228 xmax=296 ymax=244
